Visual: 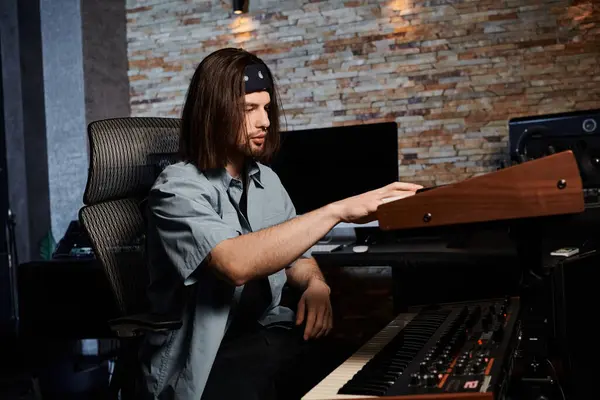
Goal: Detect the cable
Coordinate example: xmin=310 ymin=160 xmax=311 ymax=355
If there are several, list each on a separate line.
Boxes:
xmin=6 ymin=209 xmax=20 ymax=336
xmin=8 ymin=209 xmax=18 ymax=267
xmin=546 ymin=358 xmax=567 ymax=400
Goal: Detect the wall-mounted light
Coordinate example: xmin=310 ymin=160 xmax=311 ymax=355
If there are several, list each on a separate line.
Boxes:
xmin=233 ymin=0 xmax=247 ymax=14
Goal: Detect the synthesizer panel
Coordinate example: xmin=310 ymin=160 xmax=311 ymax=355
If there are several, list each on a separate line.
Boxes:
xmin=305 ymin=297 xmax=520 ymax=399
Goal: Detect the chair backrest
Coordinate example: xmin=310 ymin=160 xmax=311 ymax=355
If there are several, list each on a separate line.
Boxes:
xmin=79 ymin=117 xmax=180 ymax=316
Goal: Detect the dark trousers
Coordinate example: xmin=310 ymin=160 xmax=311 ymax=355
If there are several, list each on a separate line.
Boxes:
xmin=201 ymin=323 xmax=326 ymax=400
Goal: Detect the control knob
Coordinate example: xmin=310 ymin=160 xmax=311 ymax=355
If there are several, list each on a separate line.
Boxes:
xmin=435 ymin=360 xmax=445 ymax=372
xmin=409 ymin=373 xmax=420 ymax=386
xmin=454 ymin=362 xmax=465 ymax=375
xmin=425 ymin=374 xmax=437 ymax=387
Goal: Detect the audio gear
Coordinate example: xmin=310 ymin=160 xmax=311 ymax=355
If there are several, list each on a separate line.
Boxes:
xmin=509 ymin=109 xmax=600 ymax=192
xmin=303 ymin=297 xmax=520 ymax=399
xmin=306 ymin=133 xmax=589 ymax=400
xmin=547 ymin=249 xmax=599 ymax=399
xmin=376 ymin=151 xmax=583 ymax=231
xmin=549 ymin=247 xmax=579 ymax=257
xmin=53 ymin=220 xmax=94 ymax=259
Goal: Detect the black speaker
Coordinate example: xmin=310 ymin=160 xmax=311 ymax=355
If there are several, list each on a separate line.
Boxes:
xmin=550 ymin=250 xmax=598 ymax=399
xmin=508 ymin=109 xmax=600 ymax=188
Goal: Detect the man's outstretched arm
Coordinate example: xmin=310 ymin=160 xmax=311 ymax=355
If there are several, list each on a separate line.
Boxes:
xmin=209 ymin=181 xmax=421 ymax=286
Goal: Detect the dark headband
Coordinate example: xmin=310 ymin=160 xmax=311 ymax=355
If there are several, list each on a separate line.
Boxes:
xmin=244 ymin=64 xmax=273 ymax=94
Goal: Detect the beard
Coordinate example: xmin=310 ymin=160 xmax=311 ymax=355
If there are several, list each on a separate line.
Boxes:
xmin=243 ymin=138 xmax=265 ymax=158
xmin=232 ymin=140 xmax=264 ymax=161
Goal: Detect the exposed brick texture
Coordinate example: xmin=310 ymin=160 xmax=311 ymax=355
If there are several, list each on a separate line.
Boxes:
xmin=127 ymin=0 xmax=600 ymax=186
xmin=126 ymin=0 xmax=600 ymax=347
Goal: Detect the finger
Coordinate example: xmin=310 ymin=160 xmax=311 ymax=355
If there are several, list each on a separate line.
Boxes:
xmin=304 ymin=306 xmax=317 ymax=340
xmin=313 ymin=318 xmax=325 ymax=339
xmin=324 ymin=308 xmax=333 ymax=336
xmin=296 ymin=298 xmax=306 ymax=326
xmin=314 ymin=306 xmax=327 ymax=338
xmin=317 ymin=307 xmax=330 ymax=338
xmin=381 ymin=192 xmax=415 ymax=203
xmin=388 ymin=182 xmax=423 ymax=191
xmin=319 ymin=304 xmax=333 ymax=338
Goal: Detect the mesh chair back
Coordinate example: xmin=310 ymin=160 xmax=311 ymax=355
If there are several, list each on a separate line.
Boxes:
xmin=79 ymin=117 xmax=180 ymax=316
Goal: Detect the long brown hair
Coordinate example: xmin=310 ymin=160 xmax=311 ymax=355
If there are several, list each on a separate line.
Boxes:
xmin=180 ymin=48 xmax=282 ymax=170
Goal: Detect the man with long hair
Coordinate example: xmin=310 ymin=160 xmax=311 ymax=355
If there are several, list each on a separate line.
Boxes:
xmin=141 ymin=47 xmax=421 ymax=400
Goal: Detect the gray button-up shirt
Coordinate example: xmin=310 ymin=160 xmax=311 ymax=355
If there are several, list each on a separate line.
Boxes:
xmin=140 ymin=160 xmax=306 ymax=399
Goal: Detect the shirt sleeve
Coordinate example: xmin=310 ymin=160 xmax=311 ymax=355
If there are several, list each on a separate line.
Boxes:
xmin=148 ymin=179 xmax=239 ymax=286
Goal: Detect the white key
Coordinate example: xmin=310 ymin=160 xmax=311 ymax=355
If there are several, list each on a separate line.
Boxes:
xmin=302 ymin=313 xmax=419 ymax=400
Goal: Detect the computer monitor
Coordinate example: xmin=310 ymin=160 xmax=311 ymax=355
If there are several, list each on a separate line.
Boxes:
xmin=270 ymin=122 xmax=399 ymax=221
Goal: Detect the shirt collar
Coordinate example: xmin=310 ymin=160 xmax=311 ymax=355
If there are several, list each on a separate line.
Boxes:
xmin=204 ymin=159 xmax=264 ymax=191
xmin=248 ymin=161 xmax=264 ymax=188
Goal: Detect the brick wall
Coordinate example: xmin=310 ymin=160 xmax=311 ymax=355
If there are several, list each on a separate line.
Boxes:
xmin=127 ymin=0 xmax=600 ymax=186
xmin=126 ymin=0 xmax=600 ymax=348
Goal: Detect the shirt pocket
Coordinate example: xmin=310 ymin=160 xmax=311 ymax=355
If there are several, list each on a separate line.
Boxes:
xmin=221 ymin=209 xmax=243 ymax=234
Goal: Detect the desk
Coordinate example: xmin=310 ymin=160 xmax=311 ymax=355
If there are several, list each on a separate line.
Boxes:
xmin=313 ymin=233 xmax=520 ymax=313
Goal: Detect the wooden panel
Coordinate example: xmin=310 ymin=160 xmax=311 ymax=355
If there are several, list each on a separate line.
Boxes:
xmin=377 ymin=151 xmax=584 ymax=231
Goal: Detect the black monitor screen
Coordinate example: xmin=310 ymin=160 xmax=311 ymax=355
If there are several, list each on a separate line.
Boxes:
xmin=270 ymin=122 xmax=399 ymax=215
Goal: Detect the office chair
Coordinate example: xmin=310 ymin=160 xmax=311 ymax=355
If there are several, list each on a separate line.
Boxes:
xmin=78 ymin=117 xmax=183 ymax=399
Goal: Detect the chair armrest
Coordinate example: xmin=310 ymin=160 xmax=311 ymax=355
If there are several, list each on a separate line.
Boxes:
xmin=109 ymin=313 xmax=182 ymax=337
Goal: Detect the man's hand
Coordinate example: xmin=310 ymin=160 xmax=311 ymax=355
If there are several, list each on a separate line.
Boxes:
xmin=331 ymin=181 xmax=423 ymax=224
xmin=296 ymin=279 xmax=333 ymax=341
